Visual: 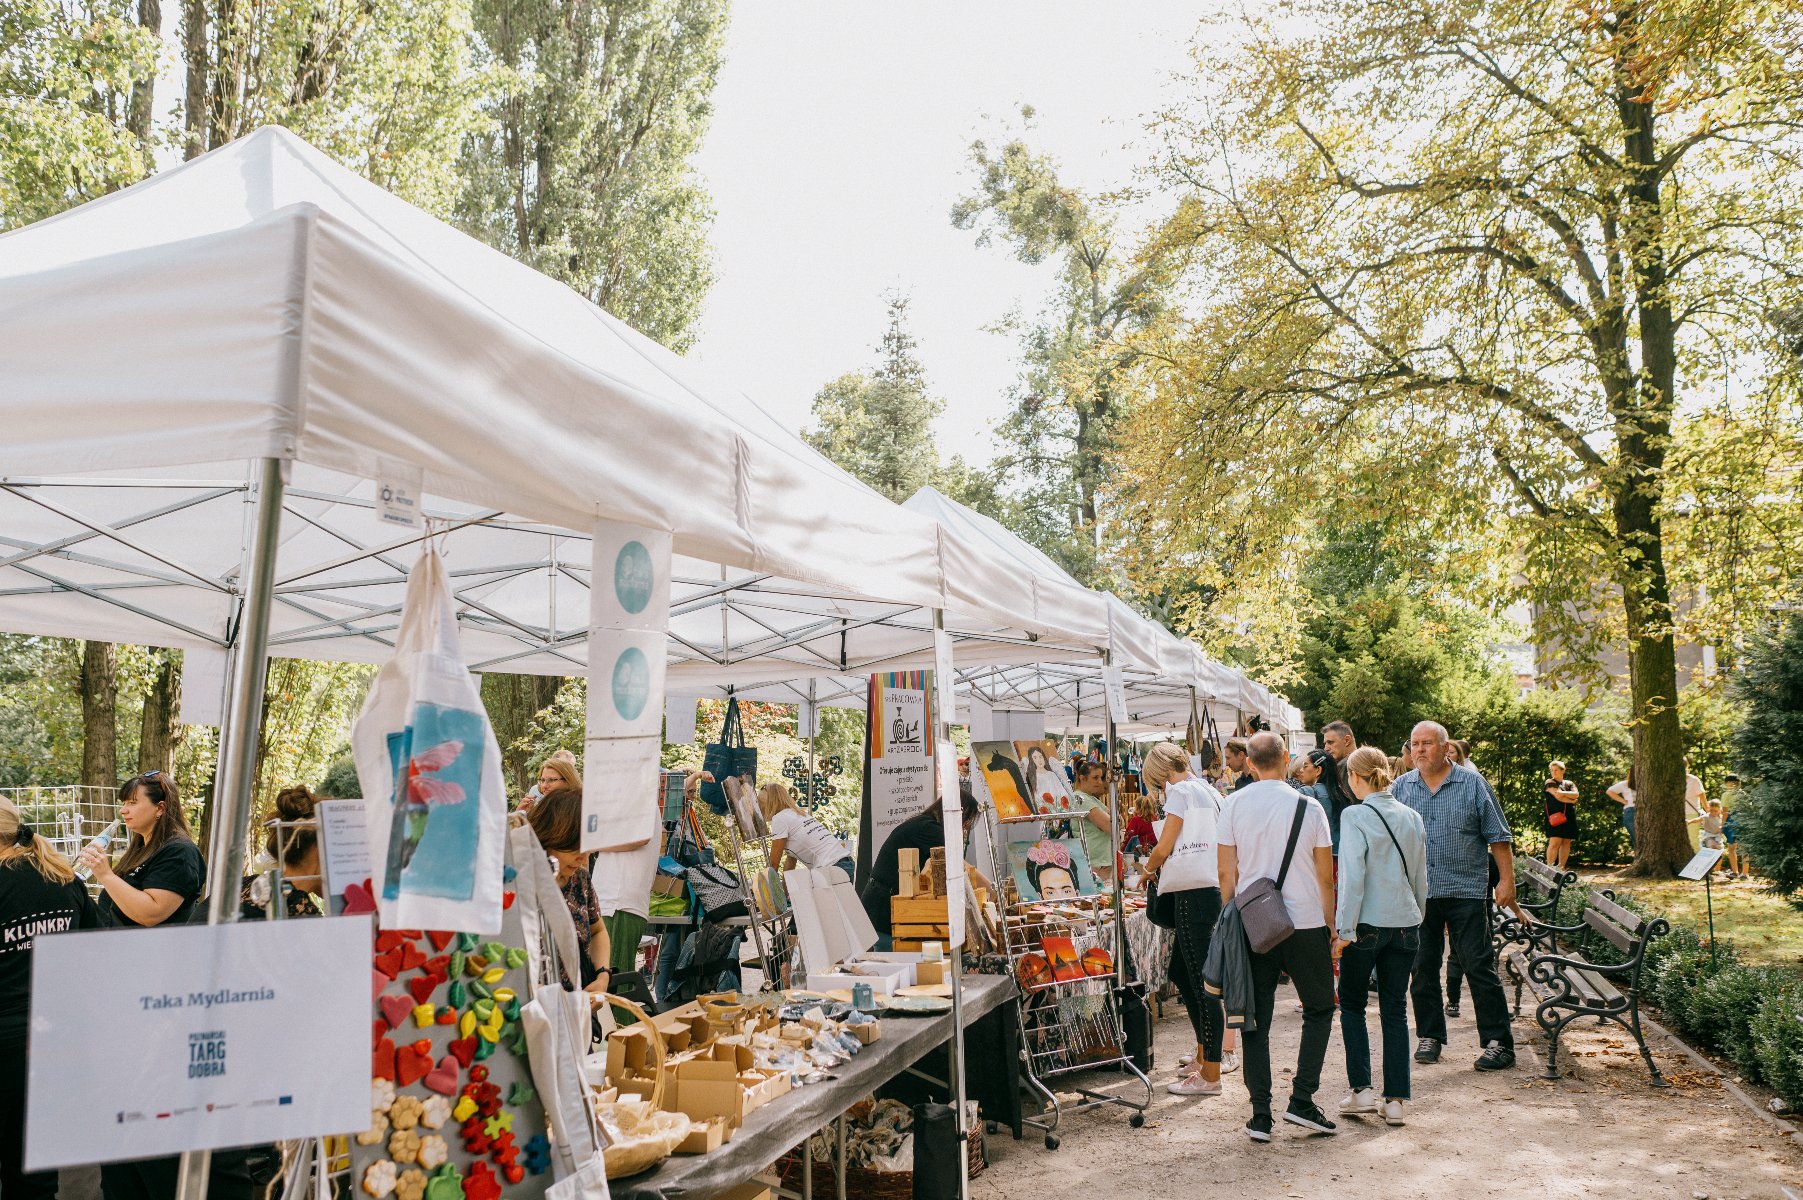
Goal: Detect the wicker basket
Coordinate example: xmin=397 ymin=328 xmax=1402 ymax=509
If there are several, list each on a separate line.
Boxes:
xmin=775 ymin=1121 xmax=985 ymax=1198
xmin=591 ymin=993 xmax=686 ymax=1179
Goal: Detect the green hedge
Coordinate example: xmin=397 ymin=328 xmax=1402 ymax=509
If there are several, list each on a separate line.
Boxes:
xmin=1530 ymin=881 xmax=1803 ymax=1108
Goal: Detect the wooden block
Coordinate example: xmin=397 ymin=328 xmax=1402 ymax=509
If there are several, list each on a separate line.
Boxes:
xmin=889 ymin=895 xmax=950 ymax=924
xmin=898 ymin=848 xmax=919 ymax=898
xmin=892 ymin=924 xmax=952 ymax=939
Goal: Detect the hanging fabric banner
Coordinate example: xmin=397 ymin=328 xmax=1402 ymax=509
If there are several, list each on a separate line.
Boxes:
xmin=584 ymin=519 xmax=671 ymax=851
xmin=351 ymin=548 xmax=508 ymax=934
xmin=855 ymin=671 xmax=935 ymax=889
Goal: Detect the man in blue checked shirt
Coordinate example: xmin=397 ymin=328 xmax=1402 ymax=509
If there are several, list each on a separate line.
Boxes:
xmin=1393 ymin=721 xmax=1524 ymax=1073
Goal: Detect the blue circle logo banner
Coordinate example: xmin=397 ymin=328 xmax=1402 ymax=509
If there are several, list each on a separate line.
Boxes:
xmin=614 ymin=541 xmax=655 ymax=615
xmin=612 ymin=646 xmax=651 ymax=721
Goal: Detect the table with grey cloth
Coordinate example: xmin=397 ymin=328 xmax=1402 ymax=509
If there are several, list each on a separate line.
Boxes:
xmin=608 ymin=973 xmax=1017 ymax=1200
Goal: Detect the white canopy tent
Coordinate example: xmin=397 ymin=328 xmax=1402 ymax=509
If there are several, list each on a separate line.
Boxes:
xmin=2 ymin=126 xmax=1123 ymax=1199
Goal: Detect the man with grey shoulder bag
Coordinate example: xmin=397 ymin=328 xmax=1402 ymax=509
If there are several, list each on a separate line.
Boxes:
xmin=1218 ymin=732 xmax=1338 ymax=1145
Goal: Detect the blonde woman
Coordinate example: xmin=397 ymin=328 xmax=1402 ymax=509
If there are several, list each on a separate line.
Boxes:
xmin=758 ymin=782 xmax=853 ymax=877
xmin=520 ymin=749 xmax=582 ymax=815
xmin=1333 ymin=747 xmax=1427 ymax=1126
xmin=1 ymin=798 xmax=101 ymax=1199
xmin=1142 ymin=741 xmax=1227 ymax=1097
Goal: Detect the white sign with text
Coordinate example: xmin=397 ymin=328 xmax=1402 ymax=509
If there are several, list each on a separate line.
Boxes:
xmin=27 ymin=918 xmax=371 ymax=1169
xmin=316 ymin=797 xmax=372 ymax=916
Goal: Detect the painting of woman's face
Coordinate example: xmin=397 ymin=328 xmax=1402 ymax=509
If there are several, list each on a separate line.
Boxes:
xmin=1037 ymin=866 xmax=1078 ymax=899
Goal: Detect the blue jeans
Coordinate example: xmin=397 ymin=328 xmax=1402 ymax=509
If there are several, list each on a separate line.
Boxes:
xmin=1623 ymin=807 xmax=1637 ymax=849
xmin=1339 ymin=924 xmax=1418 ymax=1099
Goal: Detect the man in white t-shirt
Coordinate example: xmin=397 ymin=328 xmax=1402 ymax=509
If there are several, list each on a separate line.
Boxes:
xmin=1218 ymin=732 xmax=1337 ymax=1144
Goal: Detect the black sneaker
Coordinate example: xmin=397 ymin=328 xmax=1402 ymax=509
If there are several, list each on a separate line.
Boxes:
xmin=1475 ymin=1041 xmax=1516 ymax=1071
xmin=1444 ymin=1001 xmax=1460 ymax=1017
xmin=1283 ymin=1098 xmax=1338 ymax=1135
xmin=1246 ymin=1113 xmax=1273 ymax=1143
xmin=1415 ymin=1037 xmax=1442 ymax=1064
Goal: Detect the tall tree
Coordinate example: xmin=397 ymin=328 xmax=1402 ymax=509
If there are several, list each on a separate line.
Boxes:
xmin=137 ymin=649 xmax=181 ymax=774
xmin=1120 ymin=0 xmax=1803 ymax=876
xmin=805 ymin=296 xmax=1002 ymax=512
xmin=0 ymin=1 xmax=158 ymax=225
xmin=456 ymin=0 xmax=726 ymax=349
xmin=952 ymin=110 xmax=1171 ymax=584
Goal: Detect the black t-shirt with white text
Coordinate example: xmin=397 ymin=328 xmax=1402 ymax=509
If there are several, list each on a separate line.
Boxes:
xmin=0 ymin=861 xmax=102 ymax=1021
xmin=99 ymin=837 xmax=205 ymax=927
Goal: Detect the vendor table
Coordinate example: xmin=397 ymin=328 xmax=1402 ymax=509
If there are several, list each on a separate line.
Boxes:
xmin=609 ymin=973 xmax=1017 ymax=1200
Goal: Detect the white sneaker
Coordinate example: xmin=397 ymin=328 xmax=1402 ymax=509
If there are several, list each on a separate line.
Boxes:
xmin=1339 ymin=1088 xmax=1378 ymax=1115
xmin=1221 ymin=1051 xmax=1240 ymax=1074
xmin=1177 ymin=1053 xmax=1195 ymax=1068
xmin=1167 ymin=1072 xmax=1221 ymax=1096
xmin=1383 ymin=1098 xmax=1405 ymax=1125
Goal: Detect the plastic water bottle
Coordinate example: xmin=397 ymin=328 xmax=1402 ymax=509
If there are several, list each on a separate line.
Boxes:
xmin=74 ymin=820 xmax=122 ymax=881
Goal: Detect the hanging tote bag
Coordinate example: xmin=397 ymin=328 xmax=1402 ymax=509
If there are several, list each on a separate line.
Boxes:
xmin=1159 ymin=779 xmax=1222 ymax=893
xmin=352 ymin=548 xmax=508 ymax=934
xmin=698 ymin=696 xmax=756 ymax=815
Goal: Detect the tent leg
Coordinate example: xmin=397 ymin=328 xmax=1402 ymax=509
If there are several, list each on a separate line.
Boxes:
xmin=933 ymin=608 xmax=969 ymax=1200
xmin=176 ymin=456 xmax=286 ymax=1200
xmin=1104 ymin=652 xmax=1127 ymax=975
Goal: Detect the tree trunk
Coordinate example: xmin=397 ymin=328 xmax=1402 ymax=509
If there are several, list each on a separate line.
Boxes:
xmin=128 ymin=0 xmax=161 ymax=142
xmin=481 ymin=673 xmax=562 ymax=789
xmin=181 ymin=0 xmax=208 ymax=158
xmin=78 ymin=641 xmax=119 ymax=788
xmin=138 ymin=650 xmax=182 ymax=774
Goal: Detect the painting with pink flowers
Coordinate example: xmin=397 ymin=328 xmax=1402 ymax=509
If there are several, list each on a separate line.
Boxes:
xmin=380 ymin=701 xmax=489 ymax=903
xmin=1008 ymin=835 xmax=1099 ymax=902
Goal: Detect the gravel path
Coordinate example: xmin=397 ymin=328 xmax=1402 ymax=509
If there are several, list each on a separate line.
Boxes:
xmin=975 ymin=987 xmax=1802 ymax=1199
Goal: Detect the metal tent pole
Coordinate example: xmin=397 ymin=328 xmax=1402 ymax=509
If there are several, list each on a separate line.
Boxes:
xmin=1105 ymin=651 xmax=1126 ymax=974
xmin=176 ymin=457 xmax=286 ymax=1200
xmin=934 ymin=609 xmax=970 ymax=1200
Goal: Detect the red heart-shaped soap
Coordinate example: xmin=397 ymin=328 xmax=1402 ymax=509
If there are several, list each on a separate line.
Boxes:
xmin=398 ymin=943 xmax=428 ymax=972
xmin=343 ymin=879 xmax=376 ymax=915
xmin=373 ymin=947 xmax=404 ymax=979
xmin=502 ymin=891 xmax=515 ymax=910
xmin=447 ymin=1036 xmax=476 ymax=1067
xmin=380 ymin=993 xmax=415 ymax=1029
xmin=375 ymin=929 xmax=406 ymax=953
xmin=423 ymin=954 xmax=451 ymax=977
xmin=423 ymin=1056 xmax=460 ymax=1096
xmin=407 ymin=974 xmax=441 ymax=1005
xmin=372 ymin=969 xmax=388 ymax=1001
xmin=395 ymin=1040 xmax=433 ymax=1088
xmin=372 ymin=1036 xmax=396 ymax=1081
xmin=426 ymin=930 xmax=453 ymax=952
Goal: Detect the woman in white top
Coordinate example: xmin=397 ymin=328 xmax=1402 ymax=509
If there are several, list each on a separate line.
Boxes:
xmin=1606 ymin=768 xmax=1637 ymax=850
xmin=759 ymin=783 xmax=855 ymax=878
xmin=1143 ymin=741 xmax=1227 ymax=1097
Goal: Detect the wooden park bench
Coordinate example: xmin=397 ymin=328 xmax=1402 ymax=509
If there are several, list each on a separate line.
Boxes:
xmin=1498 ymin=856 xmax=1577 ymax=1015
xmin=1527 ymin=889 xmax=1671 ymax=1086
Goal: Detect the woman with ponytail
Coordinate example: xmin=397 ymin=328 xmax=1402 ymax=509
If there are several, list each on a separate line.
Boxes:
xmin=1 ymin=797 xmax=100 ymax=1200
xmin=1141 ymin=741 xmax=1227 ymax=1097
xmin=1332 ymin=746 xmax=1427 ymax=1127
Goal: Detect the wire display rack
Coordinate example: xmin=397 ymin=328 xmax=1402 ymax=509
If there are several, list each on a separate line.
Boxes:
xmin=988 ymin=821 xmax=1151 ymax=1150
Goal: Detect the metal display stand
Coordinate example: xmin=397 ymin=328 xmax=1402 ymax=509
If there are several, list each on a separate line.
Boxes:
xmin=988 ymin=819 xmax=1151 ymax=1148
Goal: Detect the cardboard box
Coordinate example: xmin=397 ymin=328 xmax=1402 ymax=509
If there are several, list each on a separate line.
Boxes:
xmin=651 ymin=873 xmax=686 ymax=898
xmin=740 ymin=1068 xmax=791 ymax=1113
xmin=913 ymin=959 xmax=947 ymax=986
xmin=665 ymin=1058 xmax=749 ymax=1129
xmin=807 ymin=971 xmax=902 ymax=998
xmin=711 ymin=1185 xmax=772 ymax=1200
xmin=603 ymin=1025 xmax=662 ymax=1100
xmin=848 ymin=1021 xmax=882 ymax=1045
xmin=841 ymin=956 xmax=916 ymax=987
xmin=672 ymin=1115 xmax=728 ymax=1155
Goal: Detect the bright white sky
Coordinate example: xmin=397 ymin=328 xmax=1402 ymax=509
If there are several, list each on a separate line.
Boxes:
xmin=689 ymin=2 xmax=1207 ymax=456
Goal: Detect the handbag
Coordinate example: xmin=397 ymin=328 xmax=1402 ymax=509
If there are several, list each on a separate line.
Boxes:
xmin=1145 ymin=875 xmax=1177 ymax=929
xmin=699 ymin=697 xmax=757 ymax=815
xmin=1549 ymin=810 xmax=1568 ymax=827
xmin=684 ymin=861 xmax=749 ymax=922
xmin=1236 ymin=796 xmax=1308 ymax=955
xmin=1159 ymin=780 xmax=1221 ymax=892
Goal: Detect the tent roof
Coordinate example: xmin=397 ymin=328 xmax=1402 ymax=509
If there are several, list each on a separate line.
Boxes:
xmin=0 ymin=128 xmax=1112 ymax=671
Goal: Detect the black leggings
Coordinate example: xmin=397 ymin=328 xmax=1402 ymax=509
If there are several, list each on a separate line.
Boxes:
xmin=0 ymin=1033 xmax=56 ymax=1200
xmin=1167 ymin=886 xmax=1224 ymax=1063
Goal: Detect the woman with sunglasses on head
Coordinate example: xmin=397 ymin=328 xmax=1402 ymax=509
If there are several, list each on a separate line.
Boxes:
xmin=79 ymin=771 xmax=204 ymax=929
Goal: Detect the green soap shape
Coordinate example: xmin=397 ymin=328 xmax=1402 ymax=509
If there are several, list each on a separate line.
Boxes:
xmin=456 ymin=932 xmax=480 ymax=951
xmin=483 ymin=941 xmax=506 ymax=961
xmin=474 ymin=999 xmax=495 ymax=1020
xmin=448 ymin=952 xmax=465 ymax=979
xmin=473 ymin=1035 xmax=497 ymax=1061
xmin=470 ymin=981 xmax=493 ymax=1001
xmin=504 ymin=947 xmax=528 ymax=970
xmin=507 ymin=1082 xmax=535 ymax=1106
xmin=424 ymin=1165 xmax=463 ymax=1200
xmin=502 ymin=999 xmax=520 ymax=1022
xmin=447 ymin=980 xmax=465 ymax=1007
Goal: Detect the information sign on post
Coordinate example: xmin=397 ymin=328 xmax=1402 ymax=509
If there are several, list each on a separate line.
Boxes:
xmin=27 ymin=918 xmax=371 ymax=1170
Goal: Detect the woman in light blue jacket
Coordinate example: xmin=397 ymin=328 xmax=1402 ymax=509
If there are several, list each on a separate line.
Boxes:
xmin=1333 ymin=746 xmax=1428 ymax=1127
